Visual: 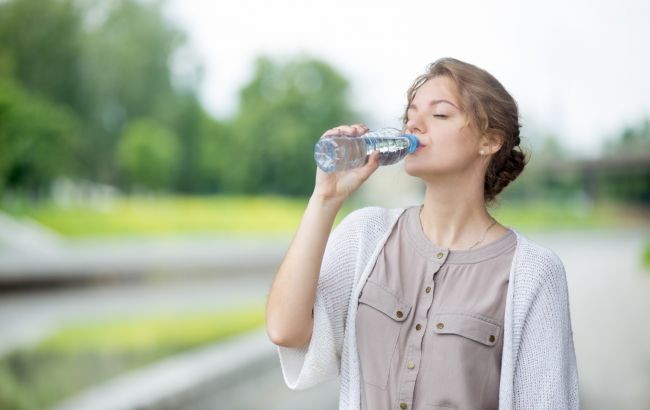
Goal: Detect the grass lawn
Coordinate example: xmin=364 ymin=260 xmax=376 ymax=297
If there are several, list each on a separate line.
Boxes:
xmin=0 ymin=303 xmax=265 ymax=410
xmin=0 ymin=195 xmax=322 ymax=237
xmin=488 ymin=199 xmax=631 ymax=231
xmin=0 ymin=194 xmax=643 ymax=238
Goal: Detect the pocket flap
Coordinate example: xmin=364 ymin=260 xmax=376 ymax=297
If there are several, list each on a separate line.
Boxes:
xmin=432 ymin=313 xmax=500 ymax=346
xmin=359 ymin=280 xmax=411 ymax=322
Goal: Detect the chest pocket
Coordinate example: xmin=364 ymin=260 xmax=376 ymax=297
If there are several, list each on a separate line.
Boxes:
xmin=355 ymin=280 xmax=411 ymax=389
xmin=432 ymin=312 xmax=500 ymax=346
xmin=424 ymin=312 xmax=503 ymax=406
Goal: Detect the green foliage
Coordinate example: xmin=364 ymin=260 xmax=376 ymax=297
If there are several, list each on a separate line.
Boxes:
xmin=0 ymin=78 xmax=81 ymax=198
xmin=0 ymin=304 xmax=265 ymax=410
xmin=2 ymin=0 xmax=645 ymax=202
xmin=0 ymin=0 xmax=83 ymax=110
xmin=599 ymin=118 xmax=650 ymax=203
xmin=75 ymin=0 xmax=192 ymax=184
xmin=0 ymin=0 xmax=202 ymax=191
xmin=1 ymin=0 xmax=358 ymax=197
xmin=117 ymin=118 xmax=180 ymax=191
xmin=604 ymin=118 xmax=650 ymax=156
xmin=223 ymin=55 xmax=359 ymax=196
xmin=643 ymin=242 xmax=650 ymax=271
xmin=196 ymin=115 xmax=233 ymax=192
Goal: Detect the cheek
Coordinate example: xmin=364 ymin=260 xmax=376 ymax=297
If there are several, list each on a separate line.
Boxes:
xmin=431 ymin=135 xmax=471 ymax=162
xmin=438 ymin=126 xmax=479 ymax=158
xmin=404 ymin=137 xmax=476 ymax=173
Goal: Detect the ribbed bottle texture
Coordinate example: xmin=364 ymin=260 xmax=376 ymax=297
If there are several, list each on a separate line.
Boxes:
xmin=314 ymin=128 xmax=419 ymax=173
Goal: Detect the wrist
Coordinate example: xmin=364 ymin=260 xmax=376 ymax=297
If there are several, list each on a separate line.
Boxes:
xmin=309 ymin=191 xmax=345 ymax=211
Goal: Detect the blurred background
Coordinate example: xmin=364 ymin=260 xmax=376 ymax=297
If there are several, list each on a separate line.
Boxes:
xmin=0 ymin=0 xmax=648 ymax=409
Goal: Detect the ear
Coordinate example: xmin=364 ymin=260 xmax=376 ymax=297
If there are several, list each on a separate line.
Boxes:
xmin=480 ymin=132 xmax=504 ymax=155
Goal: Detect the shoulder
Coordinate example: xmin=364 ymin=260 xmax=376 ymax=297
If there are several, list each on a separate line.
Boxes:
xmin=514 ymin=231 xmax=565 ymax=271
xmin=511 ymin=230 xmax=568 ymax=292
xmin=335 ymin=205 xmax=406 ymax=236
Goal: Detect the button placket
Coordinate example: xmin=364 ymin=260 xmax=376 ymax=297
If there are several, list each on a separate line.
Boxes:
xmin=398 ymin=267 xmax=437 ymax=409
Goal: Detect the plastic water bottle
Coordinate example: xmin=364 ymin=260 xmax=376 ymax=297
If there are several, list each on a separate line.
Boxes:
xmin=314 ymin=128 xmax=419 ymax=173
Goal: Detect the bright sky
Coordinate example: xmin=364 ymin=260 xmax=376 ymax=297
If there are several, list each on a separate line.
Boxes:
xmin=166 ymin=0 xmax=650 ymax=157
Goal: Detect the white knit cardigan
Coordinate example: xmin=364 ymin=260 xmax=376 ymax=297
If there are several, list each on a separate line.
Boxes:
xmin=276 ymin=206 xmax=580 ymax=409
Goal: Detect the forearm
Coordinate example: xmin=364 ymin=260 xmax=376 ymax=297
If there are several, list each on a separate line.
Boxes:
xmin=265 ymin=193 xmax=344 ymax=347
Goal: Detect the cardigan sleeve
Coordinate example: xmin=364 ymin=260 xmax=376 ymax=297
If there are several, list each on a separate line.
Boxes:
xmin=276 ymin=209 xmax=362 ymax=390
xmin=513 ymin=249 xmax=580 ymax=409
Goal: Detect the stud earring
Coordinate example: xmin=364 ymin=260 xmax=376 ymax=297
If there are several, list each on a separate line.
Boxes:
xmin=479 ymin=149 xmax=485 ymax=155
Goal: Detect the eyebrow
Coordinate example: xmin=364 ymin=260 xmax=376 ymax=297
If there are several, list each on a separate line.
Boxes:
xmin=408 ymin=99 xmax=459 ymax=110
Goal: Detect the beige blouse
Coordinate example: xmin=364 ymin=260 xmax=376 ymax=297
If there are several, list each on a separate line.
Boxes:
xmin=355 ymin=204 xmax=517 ymax=410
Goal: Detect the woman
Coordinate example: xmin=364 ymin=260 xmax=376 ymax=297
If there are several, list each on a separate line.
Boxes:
xmin=265 ymin=57 xmax=580 ymax=410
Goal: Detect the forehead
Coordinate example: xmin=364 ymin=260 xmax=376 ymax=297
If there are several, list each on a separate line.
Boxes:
xmin=411 ymin=76 xmax=461 ymax=107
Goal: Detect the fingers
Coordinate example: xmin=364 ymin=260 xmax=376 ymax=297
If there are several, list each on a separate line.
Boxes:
xmin=368 ymin=150 xmax=380 ymax=168
xmin=351 ymin=123 xmax=370 ymax=135
xmin=356 ymin=150 xmax=380 ymax=180
xmin=321 ymin=123 xmax=369 ymax=138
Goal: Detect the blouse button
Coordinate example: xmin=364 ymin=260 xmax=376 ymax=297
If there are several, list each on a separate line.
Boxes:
xmin=400 ymin=403 xmax=408 ymax=409
xmin=407 ymin=360 xmax=415 ymax=369
xmin=396 ymin=310 xmax=404 ymax=318
xmin=436 ymin=252 xmax=444 ymax=259
xmin=436 ymin=322 xmax=444 ymax=330
xmin=415 ymin=324 xmax=422 ymax=331
xmin=489 ymin=335 xmax=496 ymax=343
xmin=425 ymin=286 xmax=431 ymax=293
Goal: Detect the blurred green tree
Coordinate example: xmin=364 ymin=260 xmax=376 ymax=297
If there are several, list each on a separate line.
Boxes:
xmin=0 ymin=0 xmax=205 ymax=193
xmin=0 ymin=0 xmax=84 ymax=112
xmin=0 ymin=79 xmax=80 ymax=198
xmin=77 ymin=0 xmax=189 ymax=185
xmin=117 ymin=118 xmax=180 ymax=192
xmin=196 ymin=115 xmax=233 ymax=193
xmin=0 ymin=1 xmax=361 ymax=197
xmin=603 ymin=118 xmax=650 ymax=156
xmin=600 ymin=118 xmax=650 ymax=203
xmin=223 ymin=55 xmax=359 ymax=196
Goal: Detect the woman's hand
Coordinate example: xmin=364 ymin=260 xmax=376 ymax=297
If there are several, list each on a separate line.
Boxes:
xmin=312 ymin=123 xmax=380 ymax=207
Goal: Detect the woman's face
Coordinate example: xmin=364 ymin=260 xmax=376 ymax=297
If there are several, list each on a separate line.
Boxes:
xmin=403 ymin=76 xmax=485 ymax=181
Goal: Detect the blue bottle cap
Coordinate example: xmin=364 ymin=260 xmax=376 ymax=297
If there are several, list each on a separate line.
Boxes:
xmin=402 ymin=133 xmax=420 ymax=154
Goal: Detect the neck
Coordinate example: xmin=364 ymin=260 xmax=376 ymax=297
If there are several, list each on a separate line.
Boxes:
xmin=419 ymin=174 xmax=499 ymax=250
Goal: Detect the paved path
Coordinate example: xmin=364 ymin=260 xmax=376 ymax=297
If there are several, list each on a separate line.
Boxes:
xmin=0 ymin=274 xmax=275 ymax=356
xmin=0 ymin=233 xmax=288 ymax=282
xmin=528 ymin=228 xmax=650 ymax=410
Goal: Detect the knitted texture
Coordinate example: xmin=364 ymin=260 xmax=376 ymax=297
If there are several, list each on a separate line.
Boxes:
xmin=276 ymin=206 xmax=579 ymax=409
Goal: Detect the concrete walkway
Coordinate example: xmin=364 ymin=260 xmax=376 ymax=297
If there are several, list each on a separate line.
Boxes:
xmin=529 ymin=228 xmax=650 ymax=409
xmin=52 ymin=327 xmax=340 ymax=410
xmin=0 ymin=274 xmax=273 ymax=356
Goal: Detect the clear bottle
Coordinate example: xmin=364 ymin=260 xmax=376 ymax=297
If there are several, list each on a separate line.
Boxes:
xmin=314 ymin=128 xmax=419 ymax=173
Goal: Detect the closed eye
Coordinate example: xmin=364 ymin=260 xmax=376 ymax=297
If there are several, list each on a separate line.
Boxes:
xmin=433 ymin=114 xmax=447 ymax=118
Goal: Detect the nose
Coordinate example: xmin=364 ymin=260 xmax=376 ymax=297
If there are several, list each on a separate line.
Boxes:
xmin=405 ymin=110 xmax=426 ymax=135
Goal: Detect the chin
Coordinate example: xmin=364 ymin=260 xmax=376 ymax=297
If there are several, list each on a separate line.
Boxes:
xmin=404 ymin=158 xmax=448 ymax=177
xmin=404 ymin=158 xmax=439 ymax=177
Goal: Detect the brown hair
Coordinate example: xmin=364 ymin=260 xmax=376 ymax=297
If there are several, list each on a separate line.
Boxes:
xmin=401 ymin=57 xmax=527 ymax=205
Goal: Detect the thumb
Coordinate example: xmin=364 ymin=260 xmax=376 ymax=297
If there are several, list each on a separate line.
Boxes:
xmin=360 ymin=151 xmax=380 ymax=177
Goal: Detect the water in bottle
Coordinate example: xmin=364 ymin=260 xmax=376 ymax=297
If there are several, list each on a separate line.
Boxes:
xmin=314 ymin=127 xmax=420 ymax=173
